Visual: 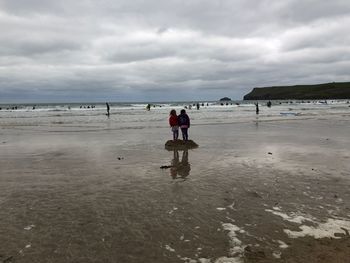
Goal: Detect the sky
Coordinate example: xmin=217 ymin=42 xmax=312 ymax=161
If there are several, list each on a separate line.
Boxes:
xmin=1 ymin=0 xmax=350 ymax=103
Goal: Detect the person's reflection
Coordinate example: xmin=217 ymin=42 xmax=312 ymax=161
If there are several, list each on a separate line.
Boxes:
xmin=170 ymin=149 xmax=191 ymax=179
xmin=255 ymin=115 xmax=259 ymax=129
xmin=170 ymin=150 xmax=179 ymax=178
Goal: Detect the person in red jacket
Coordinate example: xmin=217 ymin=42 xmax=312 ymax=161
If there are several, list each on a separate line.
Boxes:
xmin=169 ymin=109 xmax=179 ymax=141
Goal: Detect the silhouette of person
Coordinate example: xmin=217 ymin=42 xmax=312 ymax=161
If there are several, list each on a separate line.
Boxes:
xmin=177 ymin=149 xmax=190 ymax=179
xmin=106 ymin=102 xmax=110 ymax=117
xmin=169 ymin=149 xmax=191 ymax=179
xmin=255 ymin=102 xmax=259 ymax=115
xmin=170 ymin=150 xmax=180 ymax=179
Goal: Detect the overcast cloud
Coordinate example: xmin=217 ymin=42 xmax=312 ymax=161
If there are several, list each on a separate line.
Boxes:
xmin=1 ymin=0 xmax=350 ymax=102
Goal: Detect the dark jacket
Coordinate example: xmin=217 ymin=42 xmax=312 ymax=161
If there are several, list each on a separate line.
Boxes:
xmin=178 ymin=113 xmax=190 ymax=128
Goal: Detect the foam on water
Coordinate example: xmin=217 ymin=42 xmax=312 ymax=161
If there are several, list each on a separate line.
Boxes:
xmin=24 ymin=224 xmax=35 ymax=231
xmin=266 ymin=208 xmax=350 ymax=239
xmin=214 ymin=256 xmax=243 ymax=263
xmin=221 ymin=223 xmax=245 ymax=262
xmin=165 ymin=244 xmax=175 ymax=252
xmin=168 ymin=207 xmax=178 ymax=214
xmin=265 ymin=209 xmax=314 ymax=224
xmin=272 ymin=251 xmax=281 ymax=259
xmin=284 ymin=218 xmax=350 ymax=239
xmin=277 ymin=240 xmax=289 ymax=249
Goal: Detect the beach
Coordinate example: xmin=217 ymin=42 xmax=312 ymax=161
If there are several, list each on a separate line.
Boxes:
xmin=0 ymin=102 xmax=350 ymax=263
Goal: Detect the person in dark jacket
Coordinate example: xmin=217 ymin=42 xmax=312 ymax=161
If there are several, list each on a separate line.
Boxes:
xmin=178 ymin=109 xmax=190 ymax=141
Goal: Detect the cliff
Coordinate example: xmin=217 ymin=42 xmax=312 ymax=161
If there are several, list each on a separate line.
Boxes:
xmin=243 ymin=82 xmax=350 ymax=100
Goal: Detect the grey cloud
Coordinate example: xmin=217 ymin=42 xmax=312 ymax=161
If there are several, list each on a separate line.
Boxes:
xmin=0 ymin=0 xmax=350 ymax=102
xmin=280 ymin=17 xmax=350 ymax=51
xmin=279 ymin=0 xmax=350 ymax=24
xmin=0 ymin=0 xmax=64 ymax=15
xmin=1 ymin=39 xmax=81 ymax=56
xmin=107 ymin=45 xmax=171 ymax=63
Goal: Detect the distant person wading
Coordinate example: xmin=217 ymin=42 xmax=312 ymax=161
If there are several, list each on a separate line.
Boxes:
xmin=106 ymin=102 xmax=110 ymax=117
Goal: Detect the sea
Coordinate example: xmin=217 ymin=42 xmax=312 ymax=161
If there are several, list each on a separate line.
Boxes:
xmin=0 ymin=100 xmax=349 ymax=129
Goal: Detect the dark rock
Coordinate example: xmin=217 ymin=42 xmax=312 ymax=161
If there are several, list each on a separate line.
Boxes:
xmin=219 ymin=97 xmax=231 ymax=101
xmin=160 ymin=165 xmax=173 ymax=169
xmin=165 ymin=140 xmax=198 ymax=150
xmin=268 ymin=152 xmax=272 ymax=155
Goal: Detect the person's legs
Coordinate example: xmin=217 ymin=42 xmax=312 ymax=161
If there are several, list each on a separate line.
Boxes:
xmin=173 ymin=129 xmax=179 ymax=140
xmin=181 ymin=128 xmax=188 ymax=141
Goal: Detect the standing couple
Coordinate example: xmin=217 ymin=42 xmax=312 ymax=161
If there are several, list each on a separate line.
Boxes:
xmin=169 ymin=109 xmax=190 ymax=141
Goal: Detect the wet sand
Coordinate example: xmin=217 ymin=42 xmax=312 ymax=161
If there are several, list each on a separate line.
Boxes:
xmin=0 ymin=116 xmax=350 ymax=263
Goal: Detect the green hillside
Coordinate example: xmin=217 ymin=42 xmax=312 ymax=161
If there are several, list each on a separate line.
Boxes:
xmin=243 ymin=82 xmax=350 ymax=100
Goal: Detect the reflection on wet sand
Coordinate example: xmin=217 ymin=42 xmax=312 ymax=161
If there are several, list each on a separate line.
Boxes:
xmin=170 ymin=149 xmax=191 ymax=180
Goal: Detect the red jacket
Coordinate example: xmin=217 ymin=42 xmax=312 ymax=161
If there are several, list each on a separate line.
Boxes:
xmin=169 ymin=115 xmax=178 ymax=126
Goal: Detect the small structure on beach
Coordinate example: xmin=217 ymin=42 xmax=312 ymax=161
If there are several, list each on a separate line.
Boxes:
xmin=165 ymin=140 xmax=198 ymax=150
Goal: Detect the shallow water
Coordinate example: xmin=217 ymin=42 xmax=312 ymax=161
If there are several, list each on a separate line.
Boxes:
xmin=0 ymin=103 xmax=350 ymax=263
xmin=1 ymin=100 xmax=349 ymax=129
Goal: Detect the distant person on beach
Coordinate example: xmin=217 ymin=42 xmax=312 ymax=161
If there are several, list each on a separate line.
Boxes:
xmin=196 ymin=103 xmax=200 ymax=110
xmin=106 ymin=102 xmax=110 ymax=117
xmin=267 ymin=101 xmax=272 ymax=108
xmin=178 ymin=109 xmax=190 ymax=141
xmin=146 ymin=104 xmax=151 ymax=111
xmin=169 ymin=109 xmax=179 ymax=141
xmin=255 ymin=102 xmax=259 ymax=114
